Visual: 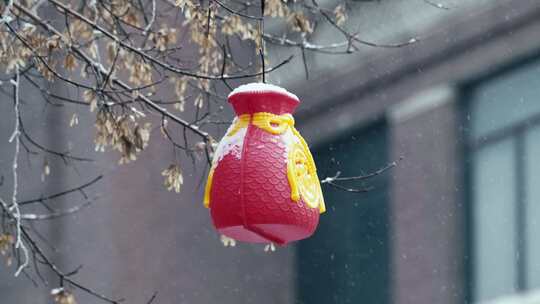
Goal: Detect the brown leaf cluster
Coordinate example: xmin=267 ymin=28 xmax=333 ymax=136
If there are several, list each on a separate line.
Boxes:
xmin=94 ymin=109 xmax=151 ymax=164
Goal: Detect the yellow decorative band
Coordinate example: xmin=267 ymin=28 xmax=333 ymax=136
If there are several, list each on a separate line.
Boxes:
xmin=227 ymin=112 xmax=294 ymax=137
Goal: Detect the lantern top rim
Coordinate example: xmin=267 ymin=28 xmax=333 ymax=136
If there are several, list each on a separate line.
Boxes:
xmin=228 ymin=83 xmax=299 ymax=102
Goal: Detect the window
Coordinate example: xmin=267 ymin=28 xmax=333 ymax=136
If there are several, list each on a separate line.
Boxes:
xmin=296 ymin=121 xmax=390 ymax=304
xmin=465 ymin=58 xmax=540 ymax=302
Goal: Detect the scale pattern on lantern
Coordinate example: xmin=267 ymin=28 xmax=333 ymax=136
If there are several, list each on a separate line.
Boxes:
xmin=203 ymin=83 xmax=325 ymax=245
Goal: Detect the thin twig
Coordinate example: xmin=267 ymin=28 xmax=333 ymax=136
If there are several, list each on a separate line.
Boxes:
xmin=321 ymin=158 xmax=402 ymax=193
xmin=214 ymin=0 xmax=262 ymax=20
xmin=143 ymin=0 xmax=156 ymax=34
xmin=20 ymin=198 xmax=97 ymax=220
xmin=423 ymin=0 xmax=451 ymax=10
xmin=259 ymin=0 xmax=266 ymax=83
xmin=23 ymin=1 xmax=293 ymax=81
xmin=321 ymin=158 xmax=401 ymax=183
xmin=19 ymin=175 xmax=103 ymax=206
xmin=7 ymin=66 xmax=29 ymax=277
xmin=324 ymin=181 xmax=373 ymax=193
xmin=146 ymin=292 xmax=158 ymax=304
xmin=0 ymin=0 xmax=14 ymax=24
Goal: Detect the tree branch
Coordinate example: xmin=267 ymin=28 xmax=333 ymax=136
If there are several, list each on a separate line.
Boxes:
xmin=19 ymin=175 xmax=103 ymax=206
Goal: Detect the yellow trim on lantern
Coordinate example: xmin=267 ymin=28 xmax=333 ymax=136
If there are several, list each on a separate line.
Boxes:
xmin=286 ymin=130 xmax=326 ymax=213
xmin=287 ymin=147 xmax=301 ymax=202
xmin=229 ymin=113 xmax=294 ymax=136
xmin=252 ymin=112 xmax=294 ymax=135
xmin=203 ymin=112 xmax=325 ymax=213
xmin=203 ymin=166 xmax=215 ymax=208
xmin=227 ymin=115 xmax=250 ymax=137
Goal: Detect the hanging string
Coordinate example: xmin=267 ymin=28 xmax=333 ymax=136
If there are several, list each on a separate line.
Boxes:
xmin=259 ymin=0 xmax=266 ymax=83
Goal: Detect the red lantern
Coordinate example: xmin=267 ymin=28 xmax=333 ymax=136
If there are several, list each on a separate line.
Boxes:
xmin=204 ymin=83 xmax=325 ymax=245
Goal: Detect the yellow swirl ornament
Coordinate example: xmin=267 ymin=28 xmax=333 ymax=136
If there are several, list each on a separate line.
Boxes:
xmin=287 ymin=136 xmax=326 ymax=213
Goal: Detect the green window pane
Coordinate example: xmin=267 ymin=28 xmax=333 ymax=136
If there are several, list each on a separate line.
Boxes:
xmin=525 ymin=125 xmax=540 ymax=289
xmin=296 ymin=122 xmax=389 ymax=304
xmin=473 ymin=138 xmax=517 ymax=301
xmin=470 ymin=61 xmax=540 ymax=141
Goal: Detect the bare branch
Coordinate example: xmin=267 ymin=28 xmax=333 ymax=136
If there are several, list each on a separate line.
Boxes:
xmin=321 ymin=158 xmax=402 ymax=193
xmin=423 ymin=0 xmax=451 ymax=10
xmin=19 ymin=175 xmax=103 ymax=206
xmin=214 ymin=0 xmax=262 ymax=20
xmin=21 ymin=0 xmax=293 ymax=81
xmin=6 ymin=65 xmax=29 ymax=277
xmin=321 ymin=158 xmax=401 ymax=183
xmin=20 ymin=198 xmax=97 ymax=220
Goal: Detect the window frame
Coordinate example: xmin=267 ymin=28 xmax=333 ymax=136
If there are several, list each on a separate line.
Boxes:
xmin=460 ymin=52 xmax=540 ymax=303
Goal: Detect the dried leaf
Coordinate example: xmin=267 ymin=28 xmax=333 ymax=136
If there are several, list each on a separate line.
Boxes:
xmin=64 ymin=53 xmax=78 ymax=71
xmin=288 ymin=12 xmax=313 ymax=34
xmin=69 ymin=113 xmax=79 ymax=127
xmin=83 ymin=90 xmax=97 ymax=112
xmin=220 ymin=235 xmax=236 ymax=247
xmin=161 ymin=164 xmax=183 ymax=193
xmin=334 ymin=5 xmax=347 ymax=26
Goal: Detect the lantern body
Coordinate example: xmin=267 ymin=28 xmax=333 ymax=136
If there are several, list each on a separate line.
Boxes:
xmin=204 ymin=83 xmax=325 ymax=245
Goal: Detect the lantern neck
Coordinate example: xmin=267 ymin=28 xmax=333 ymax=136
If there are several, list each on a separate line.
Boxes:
xmin=228 ymin=83 xmax=300 ymax=116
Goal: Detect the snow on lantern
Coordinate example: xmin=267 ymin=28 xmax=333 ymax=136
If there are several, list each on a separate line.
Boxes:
xmin=203 ymin=83 xmax=326 ymax=245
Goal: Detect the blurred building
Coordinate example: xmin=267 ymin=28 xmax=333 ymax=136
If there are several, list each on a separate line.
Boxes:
xmin=282 ymin=0 xmax=540 ymax=303
xmin=2 ymin=0 xmax=540 ymax=304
